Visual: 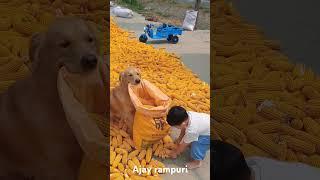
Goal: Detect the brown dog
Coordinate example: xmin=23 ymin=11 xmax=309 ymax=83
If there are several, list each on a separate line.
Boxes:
xmin=0 ymin=17 xmax=104 ymax=179
xmin=110 ymin=67 xmax=141 ymax=136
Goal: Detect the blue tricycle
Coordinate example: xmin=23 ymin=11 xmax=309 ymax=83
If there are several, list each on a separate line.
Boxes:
xmin=139 ymin=23 xmax=183 ymax=44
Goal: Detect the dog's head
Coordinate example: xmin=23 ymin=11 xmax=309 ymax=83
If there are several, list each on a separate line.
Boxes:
xmin=30 ymin=17 xmax=100 ymax=74
xmin=120 ymin=67 xmax=141 ymax=85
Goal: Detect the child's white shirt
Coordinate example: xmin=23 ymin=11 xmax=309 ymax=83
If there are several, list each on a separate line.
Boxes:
xmin=246 ymin=156 xmax=320 ymax=180
xmin=182 ymin=111 xmax=210 ymax=143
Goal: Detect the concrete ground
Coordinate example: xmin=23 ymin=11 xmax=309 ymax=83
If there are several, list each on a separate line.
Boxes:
xmin=112 ymin=11 xmax=210 ymax=84
xmin=111 ymin=10 xmax=210 ymax=180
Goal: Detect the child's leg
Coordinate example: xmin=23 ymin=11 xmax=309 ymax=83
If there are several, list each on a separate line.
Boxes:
xmin=186 ymin=136 xmax=210 ymax=169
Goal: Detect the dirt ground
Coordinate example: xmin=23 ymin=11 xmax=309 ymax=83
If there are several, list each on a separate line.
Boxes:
xmin=114 ymin=0 xmax=210 ymax=30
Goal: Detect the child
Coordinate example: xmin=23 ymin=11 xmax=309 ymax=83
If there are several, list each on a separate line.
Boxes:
xmin=213 ymin=140 xmax=320 ymax=180
xmin=166 ymin=106 xmax=210 ymax=169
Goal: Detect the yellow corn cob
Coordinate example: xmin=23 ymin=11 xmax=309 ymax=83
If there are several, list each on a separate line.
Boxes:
xmin=124 ymin=138 xmax=135 ymax=147
xmin=121 ymin=152 xmax=127 ymax=165
xmin=286 ymin=149 xmax=298 ymax=162
xmin=163 ymin=135 xmax=173 ymax=144
xmin=110 ymin=167 xmax=120 ymax=173
xmin=215 ymin=122 xmax=246 ymax=144
xmin=110 ymin=150 xmax=116 ymax=165
xmin=307 ymin=155 xmax=320 ymax=168
xmin=146 ymin=147 xmax=152 ymax=163
xmin=141 ymin=159 xmax=146 ymax=167
xmin=305 ymin=105 xmax=320 ymax=118
xmin=127 ymin=160 xmax=135 ymax=170
xmin=247 ymin=81 xmax=284 ymax=92
xmin=269 ymin=59 xmax=293 ymax=72
xmin=280 ymin=126 xmax=320 ymax=150
xmin=302 ymin=86 xmax=320 ymax=99
xmin=115 ymin=148 xmax=127 ymax=155
xmin=250 ymin=63 xmax=268 ymax=79
xmin=225 ymin=92 xmax=240 ymax=106
xmin=138 ymin=149 xmax=146 ymax=160
xmin=289 ymin=118 xmax=303 ymax=130
xmin=0 ymin=44 xmax=11 ymax=57
xmin=265 ymin=133 xmax=281 ymax=144
xmin=117 ymin=163 xmax=124 ymax=172
xmin=216 ymin=84 xmax=247 ymax=97
xmin=258 ymin=106 xmax=286 ymax=121
xmin=213 ymin=75 xmax=238 ymax=89
xmin=110 ymin=173 xmax=122 ymax=179
xmin=132 ymin=157 xmax=141 ymax=167
xmin=0 ymin=59 xmax=22 ymax=75
xmin=246 ymin=92 xmax=280 ymax=104
xmin=128 ymin=150 xmax=140 ymax=160
xmin=296 ymin=152 xmax=308 ymax=164
xmin=119 ymin=130 xmax=129 ymax=138
xmin=241 ymin=143 xmax=271 ymax=158
xmin=307 ymin=99 xmax=320 ymax=106
xmin=212 ymin=108 xmax=236 ymax=124
xmin=112 ymin=137 xmax=118 ymax=147
xmin=280 ymin=135 xmax=316 ymax=155
xmin=225 ymin=138 xmax=241 ymax=149
xmin=130 ymin=175 xmax=147 ymax=180
xmin=302 ymin=117 xmax=320 ymax=136
xmin=152 ymin=143 xmax=159 ymax=153
xmin=146 ymin=176 xmax=161 ymax=180
xmin=117 ymin=134 xmax=123 ymax=145
xmin=247 ymin=121 xmax=281 ymax=134
xmin=274 ymin=101 xmax=306 ymax=119
xmin=247 ymin=129 xmax=287 ymax=160
xmin=112 ymin=154 xmax=122 ymax=168
xmin=251 ymin=114 xmax=269 ymax=124
xmin=154 ymin=143 xmax=163 ymax=157
xmin=150 ymin=159 xmax=165 ymax=169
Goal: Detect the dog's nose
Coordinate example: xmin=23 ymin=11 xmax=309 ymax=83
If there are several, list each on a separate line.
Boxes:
xmin=81 ymin=54 xmax=97 ymax=69
xmin=135 ymin=79 xmax=141 ymax=84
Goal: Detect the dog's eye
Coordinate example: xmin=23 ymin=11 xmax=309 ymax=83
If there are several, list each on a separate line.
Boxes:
xmin=59 ymin=40 xmax=70 ymax=48
xmin=137 ymin=73 xmax=140 ymax=75
xmin=128 ymin=74 xmax=133 ymax=76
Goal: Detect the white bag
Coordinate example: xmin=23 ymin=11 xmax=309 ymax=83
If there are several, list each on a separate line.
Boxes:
xmin=182 ymin=10 xmax=198 ymax=31
xmin=112 ymin=6 xmax=133 ymax=18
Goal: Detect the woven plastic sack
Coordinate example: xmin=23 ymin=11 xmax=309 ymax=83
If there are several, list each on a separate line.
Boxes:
xmin=112 ymin=6 xmax=133 ymax=18
xmin=129 ymin=79 xmax=171 ymax=149
xmin=57 ymin=60 xmax=108 ymax=179
xmin=182 ymin=10 xmax=198 ymax=31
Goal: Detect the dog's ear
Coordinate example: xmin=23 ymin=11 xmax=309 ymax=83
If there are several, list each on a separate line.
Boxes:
xmin=29 ymin=32 xmax=46 ymax=71
xmin=137 ymin=68 xmax=141 ymax=75
xmin=119 ymin=72 xmax=125 ymax=83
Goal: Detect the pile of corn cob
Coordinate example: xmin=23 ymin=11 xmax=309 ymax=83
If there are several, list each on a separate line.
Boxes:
xmin=213 ymin=0 xmax=320 ymax=168
xmin=110 ymin=19 xmax=210 ymax=114
xmin=109 ymin=119 xmax=176 ymax=180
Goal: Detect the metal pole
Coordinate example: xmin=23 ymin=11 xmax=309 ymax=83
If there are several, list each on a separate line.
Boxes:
xmin=194 ymin=0 xmax=201 ymax=30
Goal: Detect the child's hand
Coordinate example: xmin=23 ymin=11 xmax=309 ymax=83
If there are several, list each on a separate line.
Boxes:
xmin=169 ymin=151 xmax=177 ymax=159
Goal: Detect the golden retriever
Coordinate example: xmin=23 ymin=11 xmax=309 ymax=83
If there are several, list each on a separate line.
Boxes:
xmin=110 ymin=67 xmax=141 ymax=136
xmin=0 ymin=17 xmax=105 ymax=179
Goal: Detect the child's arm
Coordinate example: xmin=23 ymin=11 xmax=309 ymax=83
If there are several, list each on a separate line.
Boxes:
xmin=174 ymin=127 xmax=186 ymax=144
xmin=169 ymin=141 xmax=190 ymax=158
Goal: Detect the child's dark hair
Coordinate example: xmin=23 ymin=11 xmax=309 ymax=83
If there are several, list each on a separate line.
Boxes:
xmin=213 ymin=140 xmax=251 ymax=180
xmin=166 ymin=106 xmax=188 ymax=126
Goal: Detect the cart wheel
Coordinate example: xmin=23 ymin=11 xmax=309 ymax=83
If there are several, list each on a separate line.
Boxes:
xmin=172 ymin=36 xmax=179 ymax=44
xmin=139 ymin=34 xmax=148 ymax=43
xmin=167 ymin=35 xmax=173 ymax=41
